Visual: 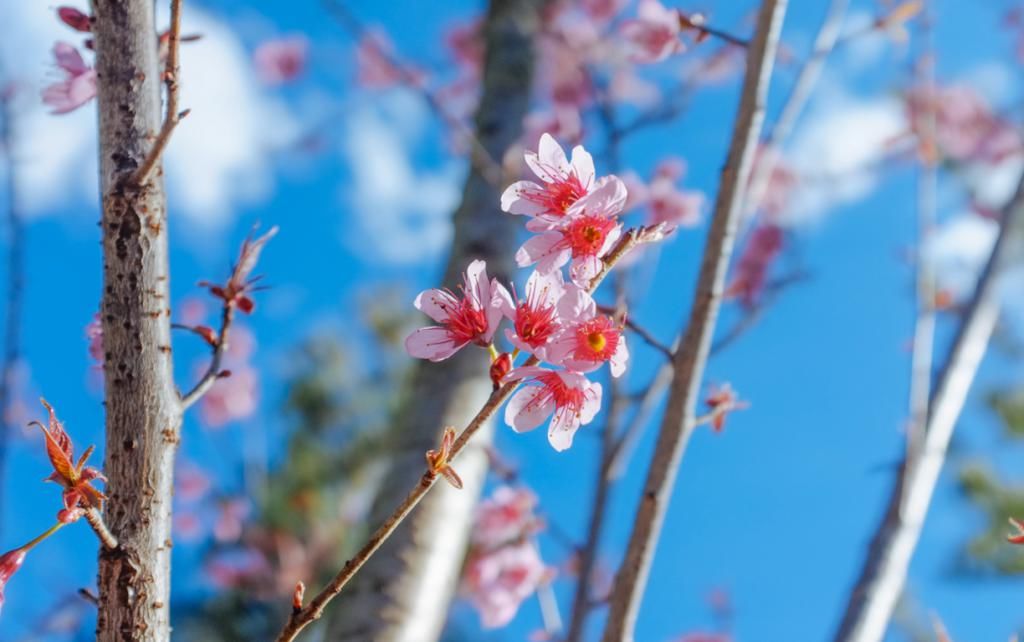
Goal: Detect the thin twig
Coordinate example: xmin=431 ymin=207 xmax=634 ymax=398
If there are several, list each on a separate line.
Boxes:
xmin=0 ymin=89 xmax=24 ymax=538
xmin=744 ymin=0 xmax=848 ymax=216
xmin=321 ymin=0 xmax=504 ymax=187
xmin=179 ymin=304 xmax=234 ymax=410
xmin=273 ymin=227 xmax=660 ymax=642
xmin=599 ymin=2 xmax=787 ymax=640
xmin=597 ymin=305 xmax=673 ymax=360
xmin=128 ymin=0 xmax=187 ymax=187
xmin=832 ymin=171 xmax=1024 ymax=642
xmin=84 ymin=508 xmax=119 ymax=550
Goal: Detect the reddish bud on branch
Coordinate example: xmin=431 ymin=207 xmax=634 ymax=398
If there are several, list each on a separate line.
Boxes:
xmin=489 ymin=352 xmax=512 ymax=390
xmin=56 ymin=7 xmax=92 ymax=32
xmin=425 ymin=427 xmax=463 ymax=490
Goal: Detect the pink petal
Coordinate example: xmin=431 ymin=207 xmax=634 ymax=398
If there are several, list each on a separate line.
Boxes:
xmin=569 ymin=255 xmax=603 ymax=286
xmin=500 ymin=180 xmax=549 ymax=216
xmin=53 ymin=42 xmax=87 ymax=75
xmin=405 ymin=327 xmax=464 ymax=361
xmin=525 ymin=133 xmax=570 ymax=183
xmin=610 ymin=338 xmax=629 ymax=378
xmin=464 ymin=259 xmax=489 ymax=309
xmin=568 ymin=144 xmax=596 ymax=188
xmin=557 ymin=284 xmax=596 ymax=322
xmin=505 ymin=386 xmax=555 ymax=433
xmin=548 ymin=407 xmax=582 ymax=451
xmin=414 ymin=288 xmax=457 ymax=323
xmin=516 ymin=232 xmax=570 ymax=273
xmin=570 ymin=175 xmax=627 ymax=218
xmin=485 ymin=279 xmax=513 ymax=343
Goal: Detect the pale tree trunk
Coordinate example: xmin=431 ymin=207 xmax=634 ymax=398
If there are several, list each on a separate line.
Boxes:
xmin=324 ymin=0 xmax=547 ymax=639
xmin=92 ymin=0 xmax=181 ymax=639
xmin=832 ymin=173 xmax=1024 ymax=642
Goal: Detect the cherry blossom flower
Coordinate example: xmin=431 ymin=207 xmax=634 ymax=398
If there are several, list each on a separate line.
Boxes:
xmin=406 ymin=260 xmax=512 ymax=361
xmin=503 ymin=133 xmax=627 ymax=235
xmin=905 ymin=84 xmax=1022 ymax=164
xmin=627 ymin=159 xmax=706 ymax=229
xmin=516 ymin=208 xmax=625 ymax=286
xmin=620 ymin=0 xmax=685 ymax=63
xmin=543 ymin=286 xmax=628 ymax=376
xmin=0 ymin=547 xmax=27 ymax=617
xmin=41 ymin=42 xmax=96 ymax=115
xmin=462 ymin=540 xmax=548 ymax=628
xmin=504 ymin=366 xmax=602 ymax=451
xmin=253 ymin=36 xmax=308 ymax=85
xmin=726 ymin=224 xmax=784 ymax=308
xmin=85 ymin=313 xmax=103 ymax=367
xmin=748 ymin=145 xmax=798 ymax=218
xmin=703 ymin=383 xmax=747 ymax=433
xmin=505 ymin=270 xmax=566 ymax=355
xmin=31 ymin=399 xmax=106 ymax=524
xmin=445 ymin=18 xmax=484 ymax=75
xmin=205 ymin=547 xmax=272 ymax=590
xmin=472 ymin=485 xmax=542 ymax=550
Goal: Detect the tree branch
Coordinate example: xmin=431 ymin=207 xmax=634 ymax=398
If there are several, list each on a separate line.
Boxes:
xmin=179 ymin=304 xmax=234 ymax=410
xmin=84 ymin=508 xmax=119 ymax=550
xmin=599 ymin=2 xmax=787 ymax=640
xmin=830 ymin=168 xmax=1024 ymax=642
xmin=128 ymin=0 xmax=187 ymax=187
xmin=274 ymin=228 xmax=658 ymax=642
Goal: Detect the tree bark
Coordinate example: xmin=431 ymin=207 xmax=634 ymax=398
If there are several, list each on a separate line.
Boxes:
xmin=831 ymin=173 xmax=1024 ymax=642
xmin=324 ymin=0 xmax=548 ymax=639
xmin=92 ymin=1 xmax=181 ymax=639
xmin=599 ymin=2 xmax=787 ymax=640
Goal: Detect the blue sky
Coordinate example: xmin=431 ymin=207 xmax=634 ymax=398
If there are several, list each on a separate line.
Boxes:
xmin=0 ymin=0 xmax=1023 ymax=640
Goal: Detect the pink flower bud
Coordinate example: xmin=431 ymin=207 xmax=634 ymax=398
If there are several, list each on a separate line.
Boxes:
xmin=0 ymin=547 xmax=27 ymax=616
xmin=489 ymin=353 xmax=512 ymax=390
xmin=57 ymin=7 xmax=91 ymax=32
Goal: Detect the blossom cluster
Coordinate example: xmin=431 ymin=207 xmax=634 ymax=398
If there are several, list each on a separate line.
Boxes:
xmin=461 ymin=485 xmax=549 ymax=628
xmin=406 ymin=134 xmax=645 ymax=451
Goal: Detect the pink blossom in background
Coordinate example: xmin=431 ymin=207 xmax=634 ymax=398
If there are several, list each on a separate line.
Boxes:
xmin=504 ymin=270 xmax=566 ymax=356
xmin=726 ymin=224 xmax=784 ymax=309
xmin=41 ymin=42 xmax=96 ymax=115
xmin=462 ymin=540 xmax=548 ymax=628
xmin=199 ymin=364 xmax=259 ymax=428
xmin=472 ymin=485 xmax=542 ymax=550
xmin=504 ymin=366 xmax=603 ymax=451
xmin=620 ymin=0 xmax=685 ymax=63
xmin=445 ymin=18 xmax=484 ymax=74
xmin=176 ymin=463 xmax=212 ymax=503
xmin=356 ymin=31 xmax=422 ymax=88
xmin=580 ymin=0 xmax=628 ymax=25
xmin=522 ymin=107 xmax=582 ymax=152
xmin=406 ymin=260 xmax=512 ymax=361
xmin=253 ymin=36 xmax=308 ymax=85
xmin=213 ymin=497 xmax=252 ymax=543
xmin=703 ymin=382 xmax=747 ymax=432
xmin=905 ymin=84 xmax=1023 ymax=164
xmin=644 ymin=158 xmax=705 ymax=228
xmin=749 ymin=146 xmax=798 ymax=218
xmin=608 ymin=67 xmax=661 ymax=107
xmin=83 ymin=313 xmax=104 ymax=367
xmin=205 ymin=547 xmax=271 ymax=590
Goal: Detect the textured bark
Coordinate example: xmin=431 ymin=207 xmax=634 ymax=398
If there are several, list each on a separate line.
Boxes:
xmin=324 ymin=0 xmax=547 ymax=640
xmin=92 ymin=1 xmax=181 ymax=639
xmin=831 ymin=174 xmax=1024 ymax=642
xmin=600 ymin=2 xmax=787 ymax=640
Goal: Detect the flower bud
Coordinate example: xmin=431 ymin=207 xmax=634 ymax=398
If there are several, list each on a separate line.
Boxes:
xmin=489 ymin=352 xmax=512 ymax=390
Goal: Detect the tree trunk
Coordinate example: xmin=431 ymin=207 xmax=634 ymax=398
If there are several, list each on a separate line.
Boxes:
xmin=92 ymin=1 xmax=181 ymax=639
xmin=325 ymin=0 xmax=547 ymax=639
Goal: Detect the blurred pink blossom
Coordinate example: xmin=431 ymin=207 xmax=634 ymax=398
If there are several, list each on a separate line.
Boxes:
xmin=253 ymin=36 xmax=308 ymax=85
xmin=356 ymin=31 xmax=422 ymax=88
xmin=472 ymin=485 xmax=542 ymax=550
xmin=198 ymin=326 xmax=260 ymax=428
xmin=462 ymin=540 xmax=548 ymax=629
xmin=726 ymin=224 xmax=784 ymax=309
xmin=85 ymin=313 xmax=103 ymax=367
xmin=213 ymin=497 xmax=252 ymax=542
xmin=905 ymin=84 xmax=1023 ymax=164
xmin=620 ymin=0 xmax=685 ymax=63
xmin=41 ymin=42 xmax=96 ymax=114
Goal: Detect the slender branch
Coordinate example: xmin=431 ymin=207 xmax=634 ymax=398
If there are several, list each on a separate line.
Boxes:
xmin=680 ymin=15 xmax=750 ymax=48
xmin=321 ymin=0 xmax=504 ymax=186
xmin=597 ymin=305 xmax=673 ymax=360
xmin=84 ymin=508 xmax=119 ymax=550
xmin=128 ymin=0 xmax=187 ymax=187
xmin=906 ymin=17 xmax=937 ymax=466
xmin=599 ymin=3 xmax=787 ymax=640
xmin=744 ymin=0 xmax=848 ymax=216
xmin=0 ymin=89 xmax=24 ymax=538
xmin=831 ymin=171 xmax=1024 ymax=642
xmin=274 ymin=227 xmax=659 ymax=642
xmin=179 ymin=304 xmax=234 ymax=410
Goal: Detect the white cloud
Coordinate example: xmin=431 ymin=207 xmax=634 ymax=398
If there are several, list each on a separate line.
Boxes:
xmin=785 ymin=93 xmax=906 ymax=225
xmin=924 ymin=214 xmax=999 ymax=299
xmin=0 ymin=2 xmax=297 ymax=227
xmin=340 ymin=91 xmax=458 ymax=264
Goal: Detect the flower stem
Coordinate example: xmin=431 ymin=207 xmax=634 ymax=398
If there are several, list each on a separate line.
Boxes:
xmin=20 ymin=521 xmax=64 ymax=552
